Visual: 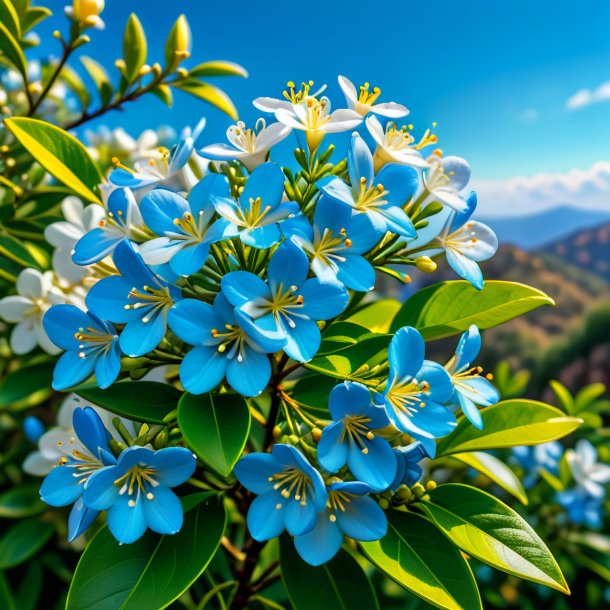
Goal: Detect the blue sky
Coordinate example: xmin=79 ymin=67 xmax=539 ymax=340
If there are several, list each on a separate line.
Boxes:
xmin=33 ymin=0 xmax=610 ymax=215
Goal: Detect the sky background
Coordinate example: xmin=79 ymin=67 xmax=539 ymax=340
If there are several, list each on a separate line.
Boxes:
xmin=34 ymin=0 xmax=610 ymax=217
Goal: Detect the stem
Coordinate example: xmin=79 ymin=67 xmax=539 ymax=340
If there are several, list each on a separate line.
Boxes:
xmin=29 ymin=40 xmax=73 ymax=116
xmin=229 ymin=537 xmax=266 ymax=610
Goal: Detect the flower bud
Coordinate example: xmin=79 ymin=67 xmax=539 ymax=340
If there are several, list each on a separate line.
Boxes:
xmin=311 ymin=427 xmax=322 ymax=443
xmin=165 ymin=15 xmax=191 ymax=71
xmin=70 ymin=0 xmax=105 ymax=28
xmin=272 ymin=425 xmax=282 ymax=439
xmin=23 ymin=416 xmax=44 ymax=443
xmin=415 ymin=256 xmax=437 ymax=273
xmin=425 ymin=480 xmax=437 ymax=492
xmin=411 ymin=482 xmax=426 ymax=499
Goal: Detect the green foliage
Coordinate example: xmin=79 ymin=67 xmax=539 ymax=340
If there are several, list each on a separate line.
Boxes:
xmin=178 ymin=392 xmax=251 ymax=477
xmin=122 ymin=14 xmax=147 ymax=84
xmin=493 ymin=360 xmax=531 ymax=399
xmin=280 ymin=538 xmax=380 ymax=610
xmin=66 ymin=494 xmax=226 ymax=610
xmin=419 ymin=484 xmax=569 ymax=592
xmin=391 ymin=280 xmax=554 ymax=340
xmin=361 ymin=510 xmax=482 ymax=610
xmin=76 ymin=381 xmax=181 ymax=424
xmin=437 ymin=400 xmax=582 ymax=456
xmin=4 ymin=117 xmax=103 ymax=203
xmin=0 ymin=483 xmax=46 ymax=518
xmin=0 ymin=360 xmax=53 ymax=409
xmin=0 ymin=519 xmax=54 ymax=569
xmin=0 ymin=20 xmax=27 ymax=77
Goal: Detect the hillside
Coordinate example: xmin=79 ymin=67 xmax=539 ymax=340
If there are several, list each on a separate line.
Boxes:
xmin=541 ymin=220 xmax=610 ymax=282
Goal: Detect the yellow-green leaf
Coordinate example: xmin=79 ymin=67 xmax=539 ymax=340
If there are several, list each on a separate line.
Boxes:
xmin=188 ymin=60 xmax=248 ymax=78
xmin=0 ymin=21 xmax=26 ymax=76
xmin=176 ymin=79 xmax=238 ymax=120
xmin=4 ymin=117 xmax=102 ymax=203
xmin=0 ymin=0 xmax=20 ymax=39
xmin=123 ymin=13 xmax=147 ymax=83
xmin=436 ymin=399 xmax=582 ymax=456
xmin=347 ymin=298 xmax=401 ymax=333
xmin=81 ymin=56 xmax=113 ymax=106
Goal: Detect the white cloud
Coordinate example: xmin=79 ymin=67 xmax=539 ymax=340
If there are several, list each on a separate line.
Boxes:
xmin=566 ymin=81 xmax=610 ymax=110
xmin=472 ymin=161 xmax=610 ymax=217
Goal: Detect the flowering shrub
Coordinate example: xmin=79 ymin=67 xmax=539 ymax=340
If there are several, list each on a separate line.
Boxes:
xmin=0 ymin=2 xmax=595 ymax=609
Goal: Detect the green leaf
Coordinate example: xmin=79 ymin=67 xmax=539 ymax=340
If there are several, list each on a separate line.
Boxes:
xmin=164 ymin=14 xmax=190 ymax=71
xmin=436 ymin=400 xmax=582 ymax=456
xmin=390 ymin=280 xmax=554 ymax=340
xmin=452 ymin=451 xmax=528 ymax=505
xmin=21 ymin=6 xmax=52 ymax=33
xmin=0 ymin=234 xmax=43 ymax=270
xmin=81 ymin=56 xmax=113 ymax=107
xmin=66 ymin=494 xmax=226 ymax=610
xmin=549 ymin=380 xmax=574 ymax=414
xmin=318 ymin=321 xmax=371 ymax=354
xmin=0 ymin=0 xmax=21 ymax=39
xmin=0 ymin=361 xmax=53 ymax=408
xmin=419 ymin=483 xmax=569 ymax=593
xmin=0 ymin=483 xmax=46 ymax=518
xmin=347 ymin=299 xmax=401 ymax=333
xmin=574 ymin=382 xmax=606 ymax=413
xmin=280 ymin=537 xmax=379 ymax=610
xmin=361 ymin=511 xmax=481 ymax=610
xmin=60 ymin=64 xmax=91 ymax=109
xmin=305 ymin=333 xmax=390 ymax=385
xmin=14 ymin=560 xmax=43 ymax=610
xmin=76 ymin=381 xmax=181 ymax=424
xmin=178 ymin=392 xmax=251 ymax=477
xmin=4 ymin=118 xmax=102 ymax=203
xmin=150 ymin=83 xmax=173 ymax=107
xmin=176 ymin=79 xmax=238 ymax=120
xmin=0 ymin=21 xmax=26 ymax=76
xmin=0 ymin=520 xmax=54 ymax=569
xmin=0 ymin=573 xmax=15 ymax=610
xmin=188 ymin=60 xmax=248 ymax=78
xmin=122 ymin=14 xmax=147 ymax=83
xmin=290 ymin=373 xmax=336 ymax=418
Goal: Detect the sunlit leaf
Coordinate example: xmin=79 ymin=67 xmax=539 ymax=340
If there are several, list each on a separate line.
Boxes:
xmin=176 ymin=79 xmax=238 ymax=120
xmin=188 ymin=60 xmax=248 ymax=78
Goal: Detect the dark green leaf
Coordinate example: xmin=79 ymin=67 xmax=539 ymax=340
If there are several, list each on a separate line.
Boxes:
xmin=0 ymin=520 xmax=54 ymax=569
xmin=0 ymin=21 xmax=26 ymax=76
xmin=390 ymin=280 xmax=554 ymax=340
xmin=361 ymin=511 xmax=481 ymax=610
xmin=280 ymin=537 xmax=379 ymax=610
xmin=0 ymin=361 xmax=53 ymax=408
xmin=419 ymin=483 xmax=569 ymax=593
xmin=318 ymin=321 xmax=371 ymax=354
xmin=0 ymin=483 xmax=46 ymax=518
xmin=0 ymin=0 xmax=20 ymax=38
xmin=14 ymin=560 xmax=43 ymax=610
xmin=178 ymin=392 xmax=250 ymax=477
xmin=76 ymin=381 xmax=181 ymax=424
xmin=21 ymin=6 xmax=51 ymax=33
xmin=66 ymin=493 xmax=226 ymax=610
xmin=436 ymin=399 xmax=582 ymax=456
xmin=0 ymin=573 xmax=15 ymax=610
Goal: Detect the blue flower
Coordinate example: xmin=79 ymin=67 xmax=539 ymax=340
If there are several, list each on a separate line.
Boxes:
xmin=566 ymin=439 xmax=610 ymax=498
xmin=40 ymin=407 xmax=116 ymax=541
xmin=109 ymin=118 xmax=206 ymax=193
xmin=221 ymin=240 xmax=349 ymax=362
xmin=43 ymin=304 xmax=121 ymax=390
xmin=83 ymin=445 xmax=196 ymax=544
xmin=512 ymin=442 xmax=563 ymax=489
xmin=382 ymin=326 xmax=455 ymax=440
xmin=23 ymin=416 xmax=44 ymax=443
xmin=294 ymin=480 xmax=387 ymax=566
xmin=557 ymin=487 xmax=605 ymax=529
xmin=72 ymin=188 xmax=143 ymax=266
xmin=86 ymin=241 xmax=181 ymax=357
xmin=211 ymin=162 xmax=298 ymax=249
xmin=445 ymin=325 xmax=499 ymax=430
xmin=390 ymin=441 xmax=431 ymax=490
xmin=234 ymin=444 xmax=327 ymax=541
xmin=138 ymin=179 xmax=234 ymax=276
xmin=434 ymin=192 xmax=498 ymax=290
xmin=285 ymin=196 xmax=381 ymax=292
xmin=167 ymin=292 xmax=285 ymax=397
xmin=317 ymin=133 xmax=418 ymax=239
xmin=317 ymin=381 xmax=396 ymax=490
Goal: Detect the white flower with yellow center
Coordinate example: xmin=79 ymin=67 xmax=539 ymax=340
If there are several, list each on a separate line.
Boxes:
xmin=423 ymin=154 xmax=471 ymax=212
xmin=338 ymin=75 xmax=408 ymax=118
xmin=199 ymin=119 xmax=291 ymax=172
xmin=0 ymin=268 xmax=66 ymax=355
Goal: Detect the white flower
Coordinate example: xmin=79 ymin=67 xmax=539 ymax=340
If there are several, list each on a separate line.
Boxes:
xmin=338 ymin=75 xmax=408 ymax=118
xmin=23 ymin=394 xmax=137 ymax=476
xmin=567 ymin=439 xmax=610 ymax=498
xmin=0 ymin=268 xmax=66 ymax=355
xmin=423 ymin=154 xmax=471 ymax=212
xmin=199 ymin=119 xmax=291 ymax=172
xmin=366 ymin=115 xmax=429 ymax=171
xmin=44 ymin=196 xmax=105 ymax=285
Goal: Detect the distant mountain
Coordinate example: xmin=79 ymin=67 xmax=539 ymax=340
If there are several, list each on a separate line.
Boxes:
xmin=541 ymin=221 xmax=610 ymax=283
xmin=480 ymin=205 xmax=610 ymax=250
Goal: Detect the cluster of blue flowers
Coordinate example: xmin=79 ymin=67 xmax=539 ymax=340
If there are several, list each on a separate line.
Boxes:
xmin=35 ymin=77 xmax=502 ymax=554
xmin=40 ymin=406 xmax=196 ymax=543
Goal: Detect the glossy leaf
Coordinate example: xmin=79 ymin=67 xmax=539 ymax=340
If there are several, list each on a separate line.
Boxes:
xmin=361 ymin=511 xmax=481 ymax=610
xmin=176 ymin=79 xmax=238 ymax=120
xmin=280 ymin=537 xmax=379 ymax=610
xmin=0 ymin=0 xmax=20 ymax=38
xmin=0 ymin=234 xmax=43 ymax=270
xmin=452 ymin=451 xmax=528 ymax=505
xmin=419 ymin=484 xmax=569 ymax=593
xmin=178 ymin=392 xmax=250 ymax=477
xmin=123 ymin=14 xmax=147 ymax=83
xmin=390 ymin=280 xmax=554 ymax=340
xmin=76 ymin=381 xmax=181 ymax=424
xmin=4 ymin=118 xmax=102 ymax=203
xmin=81 ymin=56 xmax=113 ymax=106
xmin=188 ymin=60 xmax=248 ymax=78
xmin=347 ymin=299 xmax=401 ymax=333
xmin=0 ymin=361 xmax=53 ymax=408
xmin=0 ymin=483 xmax=46 ymax=518
xmin=0 ymin=520 xmax=54 ymax=569
xmin=21 ymin=6 xmax=51 ymax=33
xmin=318 ymin=321 xmax=371 ymax=354
xmin=0 ymin=21 xmax=26 ymax=76
xmin=436 ymin=400 xmax=582 ymax=456
xmin=66 ymin=493 xmax=226 ymax=610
